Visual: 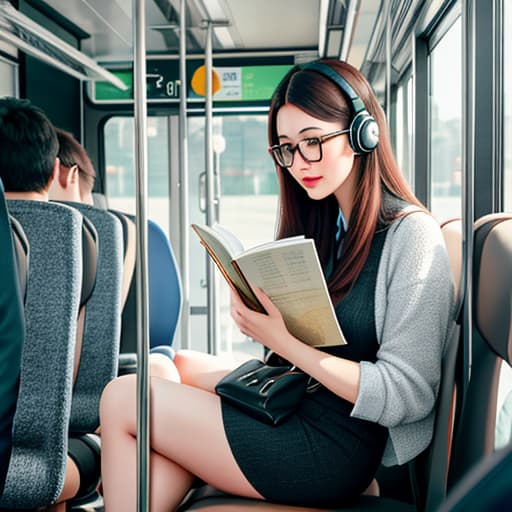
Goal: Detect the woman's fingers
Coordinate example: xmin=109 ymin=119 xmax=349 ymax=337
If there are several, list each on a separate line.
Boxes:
xmin=251 ymin=287 xmax=280 ymax=316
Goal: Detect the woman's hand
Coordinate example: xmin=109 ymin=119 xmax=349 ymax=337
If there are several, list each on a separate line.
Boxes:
xmin=230 ymin=287 xmax=361 ymax=404
xmin=230 ymin=287 xmax=291 ymax=354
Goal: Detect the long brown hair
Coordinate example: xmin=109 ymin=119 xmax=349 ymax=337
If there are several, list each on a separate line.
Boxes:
xmin=268 ymin=59 xmax=424 ymax=304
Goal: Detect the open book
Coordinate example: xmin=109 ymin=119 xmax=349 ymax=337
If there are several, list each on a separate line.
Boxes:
xmin=192 ymin=223 xmax=346 ymax=347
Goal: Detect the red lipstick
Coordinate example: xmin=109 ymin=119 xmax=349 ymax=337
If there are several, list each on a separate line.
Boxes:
xmin=302 ymin=177 xmax=322 ymax=188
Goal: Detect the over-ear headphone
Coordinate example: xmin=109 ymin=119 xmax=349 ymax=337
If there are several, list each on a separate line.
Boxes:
xmin=299 ymin=61 xmax=379 ymax=154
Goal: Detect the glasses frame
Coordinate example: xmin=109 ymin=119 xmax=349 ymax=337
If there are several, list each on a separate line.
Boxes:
xmin=269 ymin=128 xmax=350 ymax=168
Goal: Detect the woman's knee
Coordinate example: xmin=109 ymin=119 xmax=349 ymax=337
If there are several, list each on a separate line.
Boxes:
xmin=100 ymin=374 xmax=137 ymax=426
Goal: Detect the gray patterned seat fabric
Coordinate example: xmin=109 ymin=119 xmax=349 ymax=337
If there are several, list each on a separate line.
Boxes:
xmin=60 ymin=201 xmax=123 ymax=433
xmin=0 ymin=200 xmax=82 ymax=509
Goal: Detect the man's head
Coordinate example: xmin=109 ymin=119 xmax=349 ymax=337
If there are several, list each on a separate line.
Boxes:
xmin=0 ymin=97 xmax=58 ymax=195
xmin=51 ymin=128 xmax=96 ymax=205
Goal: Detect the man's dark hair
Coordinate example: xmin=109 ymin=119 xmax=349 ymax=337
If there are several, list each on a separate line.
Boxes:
xmin=55 ymin=128 xmax=96 ymax=195
xmin=0 ymin=97 xmax=58 ymax=193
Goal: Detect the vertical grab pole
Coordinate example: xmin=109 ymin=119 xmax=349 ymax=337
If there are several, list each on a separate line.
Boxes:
xmin=384 ymin=0 xmax=392 ymax=118
xmin=204 ymin=21 xmax=218 ymax=355
xmin=133 ymin=0 xmax=150 ymax=509
xmin=460 ymin=0 xmax=475 ymax=412
xmin=178 ymin=0 xmax=191 ymax=349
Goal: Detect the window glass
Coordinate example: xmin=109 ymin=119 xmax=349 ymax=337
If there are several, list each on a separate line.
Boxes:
xmin=0 ymin=58 xmax=16 ymax=97
xmin=504 ymin=1 xmax=512 ymax=210
xmin=429 ymin=17 xmax=462 ymax=221
xmin=104 ymin=116 xmax=170 ymax=233
xmin=395 ymin=75 xmax=413 ymax=186
xmin=188 ymin=114 xmax=277 ymax=360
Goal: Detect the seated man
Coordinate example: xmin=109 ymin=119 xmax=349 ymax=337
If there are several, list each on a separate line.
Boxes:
xmin=49 ymin=125 xmax=178 ymax=377
xmin=50 ymin=127 xmax=96 ymax=206
xmin=0 ymin=96 xmax=86 ymax=503
xmin=0 ymin=178 xmax=24 ymax=496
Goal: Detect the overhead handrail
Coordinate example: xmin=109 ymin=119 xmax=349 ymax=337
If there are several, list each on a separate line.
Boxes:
xmin=0 ymin=0 xmax=127 ymax=90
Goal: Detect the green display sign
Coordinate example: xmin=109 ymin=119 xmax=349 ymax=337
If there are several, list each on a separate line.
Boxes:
xmin=93 ymin=62 xmax=292 ymax=103
xmin=94 ymin=70 xmax=133 ymax=101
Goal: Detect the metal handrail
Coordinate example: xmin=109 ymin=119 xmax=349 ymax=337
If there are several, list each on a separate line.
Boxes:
xmin=204 ymin=21 xmax=218 ymax=355
xmin=459 ymin=0 xmax=475 ymax=418
xmin=179 ymin=0 xmax=191 ymax=349
xmin=133 ymin=0 xmax=150 ymax=509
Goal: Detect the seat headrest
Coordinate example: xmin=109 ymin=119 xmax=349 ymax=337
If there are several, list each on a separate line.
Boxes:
xmin=10 ymin=216 xmax=29 ymax=303
xmin=474 ymin=216 xmax=512 ymax=363
xmin=441 ymin=218 xmax=462 ymax=308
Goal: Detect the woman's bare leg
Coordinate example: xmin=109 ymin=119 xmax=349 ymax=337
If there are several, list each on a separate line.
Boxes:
xmin=149 ymin=353 xmax=181 ymax=381
xmin=100 ymin=373 xmax=263 ymax=512
xmin=173 ymin=349 xmax=238 ymax=392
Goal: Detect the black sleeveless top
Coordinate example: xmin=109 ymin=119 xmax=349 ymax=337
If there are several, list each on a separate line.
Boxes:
xmin=303 ymin=227 xmax=388 ymax=413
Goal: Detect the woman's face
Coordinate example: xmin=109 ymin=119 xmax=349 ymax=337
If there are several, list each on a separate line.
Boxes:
xmin=276 ymin=103 xmax=356 ymax=202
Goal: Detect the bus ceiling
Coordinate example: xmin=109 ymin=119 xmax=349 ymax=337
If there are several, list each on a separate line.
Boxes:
xmin=4 ymin=0 xmax=382 ymax=70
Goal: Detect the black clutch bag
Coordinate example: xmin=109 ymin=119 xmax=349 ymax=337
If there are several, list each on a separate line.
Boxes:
xmin=215 ymin=359 xmax=309 ymax=426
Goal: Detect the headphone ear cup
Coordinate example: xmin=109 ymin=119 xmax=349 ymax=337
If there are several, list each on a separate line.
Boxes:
xmin=350 ymin=111 xmax=379 ymax=153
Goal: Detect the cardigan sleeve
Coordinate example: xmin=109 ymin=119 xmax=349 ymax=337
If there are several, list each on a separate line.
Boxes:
xmin=351 ymin=212 xmax=455 ymax=428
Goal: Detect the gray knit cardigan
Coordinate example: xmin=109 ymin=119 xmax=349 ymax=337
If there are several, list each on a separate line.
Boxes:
xmin=350 ymin=209 xmax=456 ymax=466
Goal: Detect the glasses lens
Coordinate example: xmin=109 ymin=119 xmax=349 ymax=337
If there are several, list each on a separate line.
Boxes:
xmin=298 ymin=138 xmax=321 ymax=162
xmin=272 ymin=145 xmax=293 ymax=167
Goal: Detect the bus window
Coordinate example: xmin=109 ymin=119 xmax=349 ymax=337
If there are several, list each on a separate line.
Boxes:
xmin=429 ymin=17 xmax=462 ymax=222
xmin=0 ymin=57 xmax=17 ymax=97
xmin=188 ymin=114 xmax=277 ymax=360
xmin=505 ymin=0 xmax=512 ymax=210
xmin=396 ymin=75 xmax=413 ymax=187
xmin=104 ymin=116 xmax=170 ymax=234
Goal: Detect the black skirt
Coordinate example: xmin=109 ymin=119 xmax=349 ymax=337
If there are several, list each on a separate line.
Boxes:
xmin=221 ymin=387 xmax=388 ymax=508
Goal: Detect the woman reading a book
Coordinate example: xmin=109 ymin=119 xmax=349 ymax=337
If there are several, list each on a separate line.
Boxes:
xmin=100 ymin=59 xmax=455 ymax=510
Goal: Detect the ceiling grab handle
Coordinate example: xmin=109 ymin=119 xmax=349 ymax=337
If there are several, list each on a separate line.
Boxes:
xmin=133 ymin=0 xmax=151 ymax=509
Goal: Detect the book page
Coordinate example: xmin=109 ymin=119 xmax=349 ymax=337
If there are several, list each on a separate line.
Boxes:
xmin=235 ymin=239 xmax=346 ymax=347
xmin=239 ymin=235 xmax=305 ymax=257
xmin=191 ymin=224 xmax=262 ymax=311
xmin=211 ymin=223 xmax=245 ymax=256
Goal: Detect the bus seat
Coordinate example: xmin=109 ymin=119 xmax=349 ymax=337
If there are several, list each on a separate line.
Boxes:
xmin=441 ymin=214 xmax=512 ymax=510
xmin=73 ymin=216 xmax=98 ymax=386
xmin=449 ymin=213 xmax=512 ymax=487
xmin=92 ymin=192 xmax=108 ymax=210
xmin=108 ymin=210 xmax=137 ymax=355
xmin=439 ymin=438 xmax=512 ymax=511
xmin=0 ymin=200 xmax=82 ymax=509
xmin=109 ymin=212 xmax=182 ymax=373
xmin=0 ymin=181 xmax=24 ymax=496
xmin=9 ymin=216 xmax=29 ymax=303
xmin=146 ymin=218 xmax=182 ymax=348
xmin=60 ymin=202 xmax=124 ymax=434
xmin=440 ymin=219 xmax=463 ymax=306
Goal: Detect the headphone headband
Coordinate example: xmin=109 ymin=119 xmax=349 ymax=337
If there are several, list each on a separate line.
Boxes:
xmin=297 ymin=61 xmax=379 ymax=154
xmin=300 ymin=61 xmax=366 ymax=114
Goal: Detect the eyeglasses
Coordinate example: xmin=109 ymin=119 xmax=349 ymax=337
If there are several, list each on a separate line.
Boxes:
xmin=269 ymin=129 xmax=350 ymax=168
